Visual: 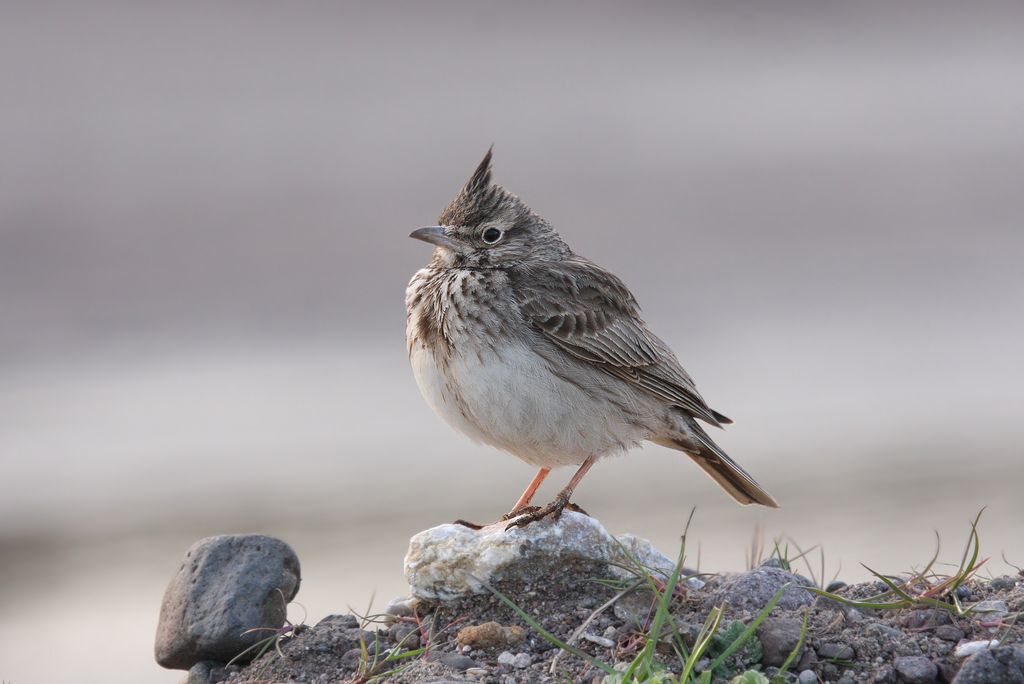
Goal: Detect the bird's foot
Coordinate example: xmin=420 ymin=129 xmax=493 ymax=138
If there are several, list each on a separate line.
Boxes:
xmin=504 ymin=495 xmax=571 ymax=530
xmin=457 ymin=502 xmax=589 ymax=531
xmin=564 ymin=502 xmax=590 ymax=517
xmin=500 ymin=505 xmax=541 ymax=521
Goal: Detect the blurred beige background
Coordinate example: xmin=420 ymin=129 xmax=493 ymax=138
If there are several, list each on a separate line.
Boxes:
xmin=2 ymin=2 xmax=1023 ymax=682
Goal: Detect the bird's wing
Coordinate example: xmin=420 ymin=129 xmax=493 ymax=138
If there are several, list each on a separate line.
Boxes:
xmin=513 ymin=257 xmax=731 ymax=426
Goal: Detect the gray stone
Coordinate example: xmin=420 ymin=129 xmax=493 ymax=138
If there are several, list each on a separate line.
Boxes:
xmin=757 ymin=617 xmax=805 ymax=667
xmin=433 ymin=652 xmax=478 ymax=671
xmin=893 ymin=655 xmax=937 ymax=683
xmin=708 ymin=567 xmax=814 ymax=612
xmin=180 ymin=661 xmax=215 ymax=684
xmin=818 ymin=642 xmax=855 ymax=661
xmin=320 ymin=613 xmax=360 ymax=629
xmin=904 ymin=609 xmax=951 ymax=629
xmin=511 ymin=652 xmax=532 ymax=669
xmin=971 ymin=600 xmax=1009 ymax=620
xmin=952 ymin=645 xmax=1024 ymax=683
xmin=873 ymin=664 xmax=897 ymax=683
xmin=155 ymin=534 xmax=301 ymax=670
xmin=404 ymin=512 xmax=688 ymax=600
xmin=497 ymin=651 xmax=516 ymax=666
xmin=341 ymin=648 xmax=364 ymax=669
xmin=990 ymin=576 xmax=1018 ymax=592
xmin=798 ymin=670 xmax=817 ymax=684
xmin=933 ymin=625 xmax=964 ymax=642
xmin=865 ymin=623 xmax=906 ymax=641
xmin=826 ymin=580 xmax=848 ymax=592
xmin=389 ymin=621 xmax=420 ymax=648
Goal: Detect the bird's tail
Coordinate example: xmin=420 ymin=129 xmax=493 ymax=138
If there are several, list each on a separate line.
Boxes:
xmin=658 ymin=425 xmax=779 ymax=508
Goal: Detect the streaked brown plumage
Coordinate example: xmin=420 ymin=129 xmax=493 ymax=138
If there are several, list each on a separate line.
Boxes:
xmin=406 ymin=148 xmax=778 ymax=528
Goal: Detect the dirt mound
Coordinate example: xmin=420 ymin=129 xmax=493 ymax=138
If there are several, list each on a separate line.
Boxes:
xmin=222 ymin=559 xmax=1022 ymax=683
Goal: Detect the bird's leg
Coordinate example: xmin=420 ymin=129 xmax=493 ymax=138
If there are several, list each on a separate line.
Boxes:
xmin=506 ymin=455 xmax=596 ymax=530
xmin=456 ymin=468 xmax=552 ymax=529
xmin=501 ymin=467 xmax=551 ymax=520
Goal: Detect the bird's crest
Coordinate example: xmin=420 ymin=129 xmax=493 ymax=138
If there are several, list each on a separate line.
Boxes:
xmin=439 ymin=146 xmax=506 ymax=227
xmin=464 ymin=146 xmax=494 ymax=195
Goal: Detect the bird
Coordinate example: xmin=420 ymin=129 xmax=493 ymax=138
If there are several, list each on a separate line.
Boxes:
xmin=405 ymin=148 xmax=778 ymax=529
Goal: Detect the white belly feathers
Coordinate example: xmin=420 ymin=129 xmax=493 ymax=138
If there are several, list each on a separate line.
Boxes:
xmin=409 ymin=337 xmax=650 ymax=467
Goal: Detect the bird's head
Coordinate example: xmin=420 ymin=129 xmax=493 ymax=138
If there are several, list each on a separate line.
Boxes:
xmin=410 ymin=148 xmax=569 ymax=268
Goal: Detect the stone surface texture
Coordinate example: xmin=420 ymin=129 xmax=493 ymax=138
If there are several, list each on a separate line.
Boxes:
xmin=155 ymin=534 xmax=301 ymax=670
xmin=404 ymin=511 xmax=687 ymax=600
xmin=707 ymin=566 xmax=815 ymax=612
xmin=893 ymin=655 xmax=938 ymax=683
xmin=757 ymin=617 xmax=806 ymax=667
xmin=952 ymin=645 xmax=1024 ymax=684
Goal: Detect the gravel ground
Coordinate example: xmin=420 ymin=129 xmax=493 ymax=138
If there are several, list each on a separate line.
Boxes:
xmin=222 ymin=561 xmax=1023 ymax=683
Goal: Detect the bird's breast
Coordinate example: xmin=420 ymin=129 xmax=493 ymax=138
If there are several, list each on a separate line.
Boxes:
xmin=405 ymin=266 xmax=654 ymax=467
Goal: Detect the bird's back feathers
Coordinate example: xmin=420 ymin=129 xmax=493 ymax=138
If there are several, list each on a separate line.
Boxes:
xmin=511 ymin=256 xmax=731 ymax=427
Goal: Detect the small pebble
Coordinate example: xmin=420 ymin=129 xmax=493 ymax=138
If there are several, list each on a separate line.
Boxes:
xmin=435 ymin=653 xmax=478 ymax=671
xmin=465 ymin=667 xmax=489 ymax=677
xmin=384 ymin=595 xmax=418 ymax=618
xmin=818 ymin=642 xmax=855 ymax=660
xmin=990 ymin=576 xmax=1017 ymax=591
xmin=582 ymin=633 xmax=616 ymax=648
xmin=933 ymin=625 xmax=964 ymax=642
xmin=511 ymin=652 xmax=531 ymax=669
xmin=892 ymin=655 xmax=937 ymax=684
xmin=797 ymin=669 xmax=817 ymax=684
xmin=955 ymin=585 xmax=972 ymax=601
xmin=872 ymin=664 xmax=896 ymax=683
xmin=972 ymin=599 xmax=1009 ymax=618
xmin=496 ymin=651 xmax=516 ymax=666
xmin=955 ymin=639 xmax=999 ymax=658
xmin=388 ymin=621 xmax=420 ymax=649
xmin=826 ymin=580 xmax=847 ymax=592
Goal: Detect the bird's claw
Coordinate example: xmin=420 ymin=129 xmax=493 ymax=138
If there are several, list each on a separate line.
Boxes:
xmin=452 ymin=518 xmax=484 ymax=530
xmin=500 ymin=505 xmax=541 ymax=521
xmin=504 ymin=496 xmax=570 ymax=530
xmin=564 ymin=502 xmax=590 ymax=517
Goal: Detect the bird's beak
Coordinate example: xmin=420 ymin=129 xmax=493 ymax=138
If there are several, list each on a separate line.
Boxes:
xmin=409 ymin=226 xmax=460 ymax=251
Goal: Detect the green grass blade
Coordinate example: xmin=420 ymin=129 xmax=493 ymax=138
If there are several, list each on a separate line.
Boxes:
xmin=680 ymin=604 xmax=725 ymax=681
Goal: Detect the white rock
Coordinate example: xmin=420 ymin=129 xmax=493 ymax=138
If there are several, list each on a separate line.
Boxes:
xmin=583 ymin=633 xmax=616 ymax=648
xmin=955 ymin=639 xmax=999 ymax=658
xmin=497 ymin=651 xmax=516 ymax=665
xmin=511 ymin=652 xmax=532 ymax=668
xmin=404 ymin=511 xmax=682 ymax=600
xmin=383 ymin=595 xmax=418 ymax=618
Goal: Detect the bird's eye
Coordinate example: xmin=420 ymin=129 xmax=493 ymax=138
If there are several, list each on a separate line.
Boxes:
xmin=481 ymin=227 xmax=503 ymax=244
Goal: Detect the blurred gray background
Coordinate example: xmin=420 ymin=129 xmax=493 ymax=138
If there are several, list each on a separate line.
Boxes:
xmin=2 ymin=2 xmax=1023 ymax=681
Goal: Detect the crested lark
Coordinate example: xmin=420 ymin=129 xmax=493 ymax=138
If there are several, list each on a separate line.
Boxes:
xmin=406 ymin=149 xmax=778 ymax=529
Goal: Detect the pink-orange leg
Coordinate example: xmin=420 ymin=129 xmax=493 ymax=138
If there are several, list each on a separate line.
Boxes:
xmin=510 ymin=467 xmax=550 ymax=512
xmin=506 ymin=455 xmax=597 ymax=530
